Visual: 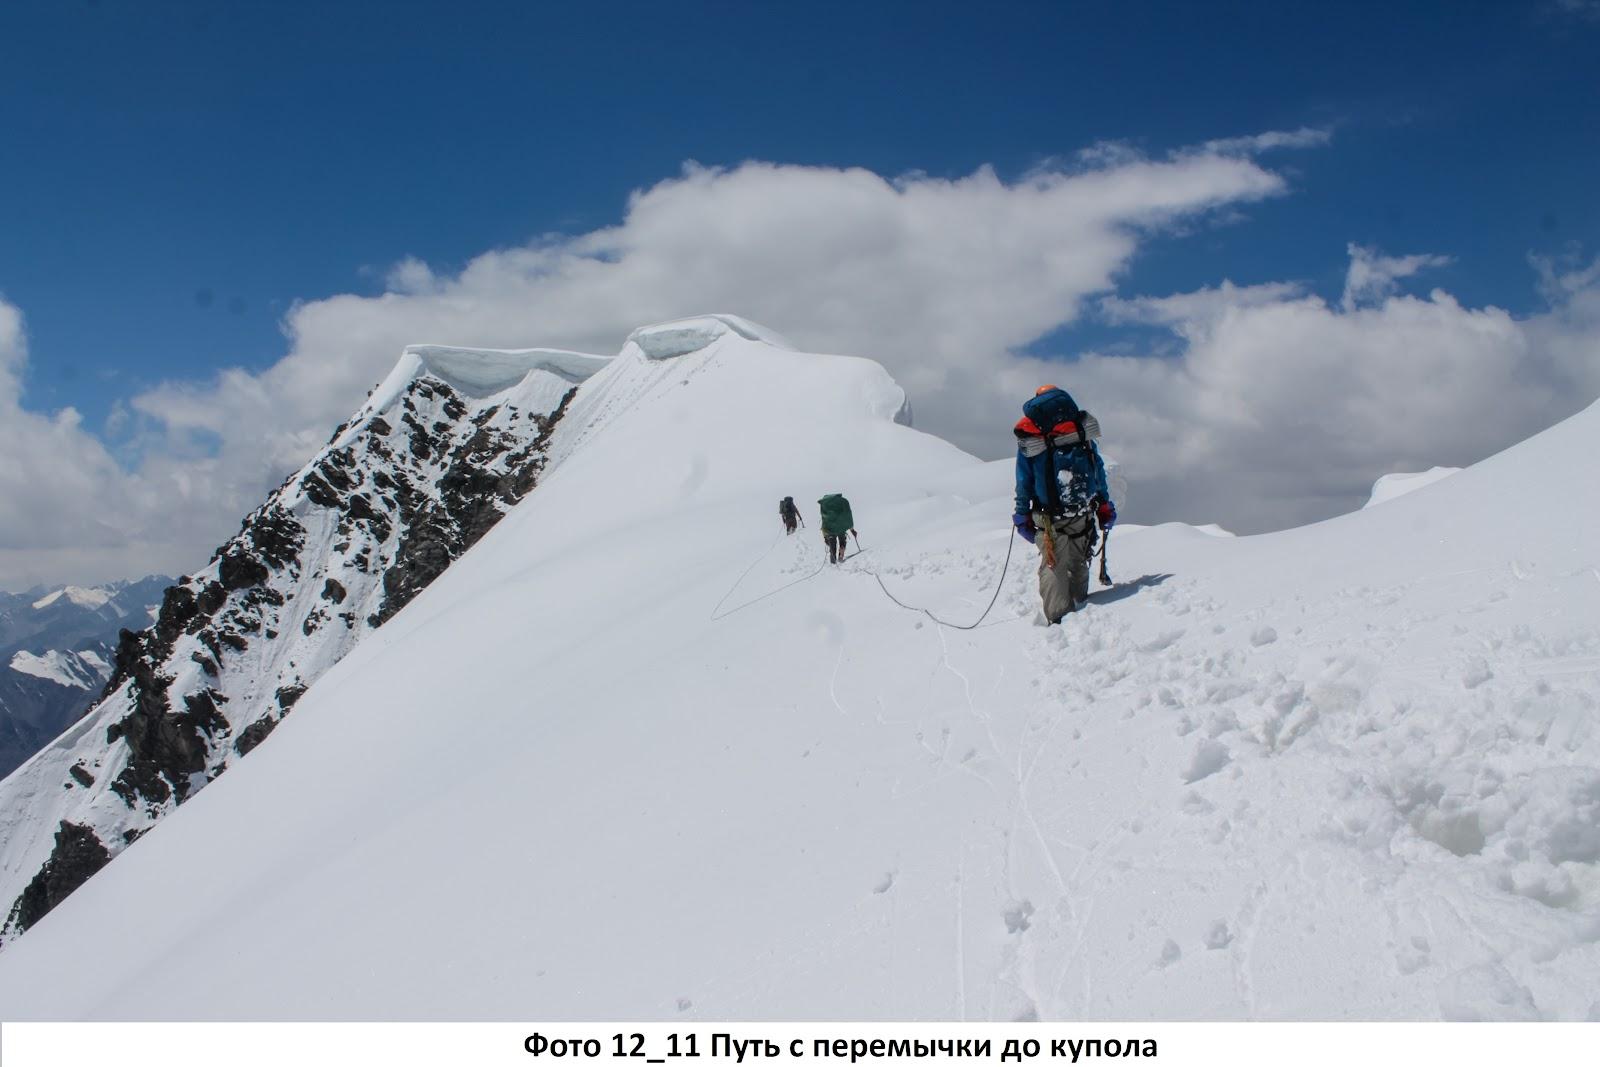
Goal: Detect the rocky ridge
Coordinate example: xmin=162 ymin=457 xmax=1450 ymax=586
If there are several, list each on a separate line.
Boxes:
xmin=0 ymin=350 xmax=595 ymax=943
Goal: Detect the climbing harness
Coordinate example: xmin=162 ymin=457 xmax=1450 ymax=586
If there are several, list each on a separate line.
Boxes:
xmin=867 ymin=528 xmax=1018 ymax=631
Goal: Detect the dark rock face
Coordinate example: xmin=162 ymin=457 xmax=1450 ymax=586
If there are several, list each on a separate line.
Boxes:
xmin=372 ymin=386 xmax=575 ymax=625
xmin=6 ymin=823 xmax=111 ymax=934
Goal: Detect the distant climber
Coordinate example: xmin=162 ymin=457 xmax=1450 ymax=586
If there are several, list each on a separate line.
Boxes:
xmin=818 ymin=493 xmax=857 ymax=564
xmin=779 ymin=496 xmax=802 ymax=535
xmin=1012 ymin=385 xmax=1115 ymax=623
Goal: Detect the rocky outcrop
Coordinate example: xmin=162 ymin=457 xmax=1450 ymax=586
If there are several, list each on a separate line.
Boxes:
xmin=6 ymin=823 xmax=111 ymax=935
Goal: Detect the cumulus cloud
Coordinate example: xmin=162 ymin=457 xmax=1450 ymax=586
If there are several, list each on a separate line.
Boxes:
xmin=1068 ymin=256 xmax=1600 ymax=529
xmin=3 ymin=131 xmax=1598 ymax=584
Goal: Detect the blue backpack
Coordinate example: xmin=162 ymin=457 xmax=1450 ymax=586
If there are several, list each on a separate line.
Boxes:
xmin=1022 ymin=388 xmax=1079 ymax=432
xmin=1022 ymin=388 xmax=1100 ymax=447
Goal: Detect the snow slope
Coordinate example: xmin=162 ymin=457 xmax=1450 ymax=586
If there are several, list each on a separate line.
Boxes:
xmin=0 ymin=320 xmax=1595 ymax=1021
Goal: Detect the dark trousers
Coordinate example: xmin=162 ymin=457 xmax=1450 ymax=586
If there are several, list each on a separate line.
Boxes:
xmin=824 ymin=532 xmax=848 ymax=563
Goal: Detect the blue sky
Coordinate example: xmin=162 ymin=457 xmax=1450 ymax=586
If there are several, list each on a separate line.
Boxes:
xmin=4 ymin=0 xmax=1595 ymax=424
xmin=2 ymin=0 xmax=1599 ymax=586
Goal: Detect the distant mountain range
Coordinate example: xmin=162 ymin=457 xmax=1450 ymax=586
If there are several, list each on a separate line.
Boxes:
xmin=0 ymin=577 xmax=172 ymax=780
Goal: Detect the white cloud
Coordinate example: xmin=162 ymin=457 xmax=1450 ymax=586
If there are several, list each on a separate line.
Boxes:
xmin=1102 ymin=281 xmax=1308 ymax=330
xmin=1198 ymin=127 xmax=1333 ymax=156
xmin=1341 ymin=243 xmax=1453 ymax=310
xmin=1062 ymin=253 xmax=1600 ymax=530
xmin=3 ymin=133 xmax=1598 ymax=584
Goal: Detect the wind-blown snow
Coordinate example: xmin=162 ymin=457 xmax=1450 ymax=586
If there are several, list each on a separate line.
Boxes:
xmin=0 ymin=324 xmax=1595 ymax=1022
xmin=1364 ymin=467 xmax=1461 ymax=509
xmin=627 ymin=314 xmax=795 ymax=360
xmin=403 ymin=345 xmax=609 ymax=393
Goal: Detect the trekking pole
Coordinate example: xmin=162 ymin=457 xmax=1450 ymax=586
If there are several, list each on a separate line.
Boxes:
xmin=1098 ymin=526 xmax=1112 ymax=586
xmin=851 ymin=530 xmax=861 ymax=556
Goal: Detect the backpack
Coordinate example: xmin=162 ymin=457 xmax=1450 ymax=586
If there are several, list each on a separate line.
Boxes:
xmin=1022 ymin=387 xmax=1080 ymax=433
xmin=1020 ymin=388 xmax=1101 ymax=449
xmin=818 ymin=494 xmax=853 ymax=534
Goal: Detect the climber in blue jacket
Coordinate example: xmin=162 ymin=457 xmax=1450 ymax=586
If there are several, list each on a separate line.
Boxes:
xmin=1012 ymin=385 xmax=1116 ymax=622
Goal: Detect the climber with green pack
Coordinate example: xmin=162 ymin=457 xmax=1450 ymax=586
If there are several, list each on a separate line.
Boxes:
xmin=817 ymin=493 xmax=857 ymax=565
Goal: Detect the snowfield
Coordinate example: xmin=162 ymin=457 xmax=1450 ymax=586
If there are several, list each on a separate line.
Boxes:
xmin=0 ymin=318 xmax=1595 ymax=1021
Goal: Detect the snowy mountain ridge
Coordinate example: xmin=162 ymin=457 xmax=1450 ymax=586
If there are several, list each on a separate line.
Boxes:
xmin=0 ymin=344 xmax=604 ymax=943
xmin=0 ymin=317 xmax=1595 ymax=1021
xmin=30 ymin=587 xmax=114 ymax=612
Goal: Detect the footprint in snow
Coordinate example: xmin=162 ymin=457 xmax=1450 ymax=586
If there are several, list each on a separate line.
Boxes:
xmin=1462 ymin=658 xmax=1493 ymax=689
xmin=872 ymin=872 xmax=895 ymax=894
xmin=1183 ymin=740 xmax=1231 ymax=784
xmin=1004 ymin=900 xmax=1035 ymax=934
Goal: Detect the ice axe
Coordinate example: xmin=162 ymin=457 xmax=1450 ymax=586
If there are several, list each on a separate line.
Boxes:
xmin=1097 ymin=525 xmax=1113 ymax=586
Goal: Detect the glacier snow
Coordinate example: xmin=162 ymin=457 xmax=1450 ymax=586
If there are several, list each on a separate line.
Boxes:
xmin=0 ymin=317 xmax=1595 ymax=1021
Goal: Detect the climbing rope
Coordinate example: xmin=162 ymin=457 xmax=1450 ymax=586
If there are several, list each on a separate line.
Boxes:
xmin=709 ymin=535 xmax=831 ymax=621
xmin=865 ymin=528 xmax=1018 ymax=631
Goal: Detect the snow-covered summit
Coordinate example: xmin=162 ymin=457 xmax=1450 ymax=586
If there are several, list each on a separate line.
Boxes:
xmin=30 ymin=587 xmax=113 ymax=612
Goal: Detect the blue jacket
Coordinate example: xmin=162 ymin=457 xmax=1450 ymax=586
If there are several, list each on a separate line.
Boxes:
xmin=1015 ymin=438 xmax=1110 ymax=517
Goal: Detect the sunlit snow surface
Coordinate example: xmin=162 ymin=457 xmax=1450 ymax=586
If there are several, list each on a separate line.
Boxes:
xmin=0 ymin=319 xmax=1595 ymax=1021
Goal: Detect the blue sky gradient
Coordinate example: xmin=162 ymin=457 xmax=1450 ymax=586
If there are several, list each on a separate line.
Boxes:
xmin=2 ymin=0 xmax=1599 ymax=589
xmin=4 ymin=0 xmax=1596 ymax=429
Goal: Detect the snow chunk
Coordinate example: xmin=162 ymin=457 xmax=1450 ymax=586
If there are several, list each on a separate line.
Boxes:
xmin=1364 ymin=466 xmax=1460 ymax=509
xmin=626 ymin=315 xmax=794 ymax=360
xmin=31 ymin=586 xmax=112 ymax=611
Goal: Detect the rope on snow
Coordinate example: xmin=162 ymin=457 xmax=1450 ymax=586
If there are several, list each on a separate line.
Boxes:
xmin=864 ymin=527 xmax=1018 ymax=631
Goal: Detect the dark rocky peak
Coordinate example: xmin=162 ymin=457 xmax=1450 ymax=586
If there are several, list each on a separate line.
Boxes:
xmin=0 ymin=350 xmax=598 ymax=946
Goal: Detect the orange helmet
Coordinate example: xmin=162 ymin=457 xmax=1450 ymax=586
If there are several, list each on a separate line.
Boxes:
xmin=1035 ymin=384 xmax=1058 ymax=396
